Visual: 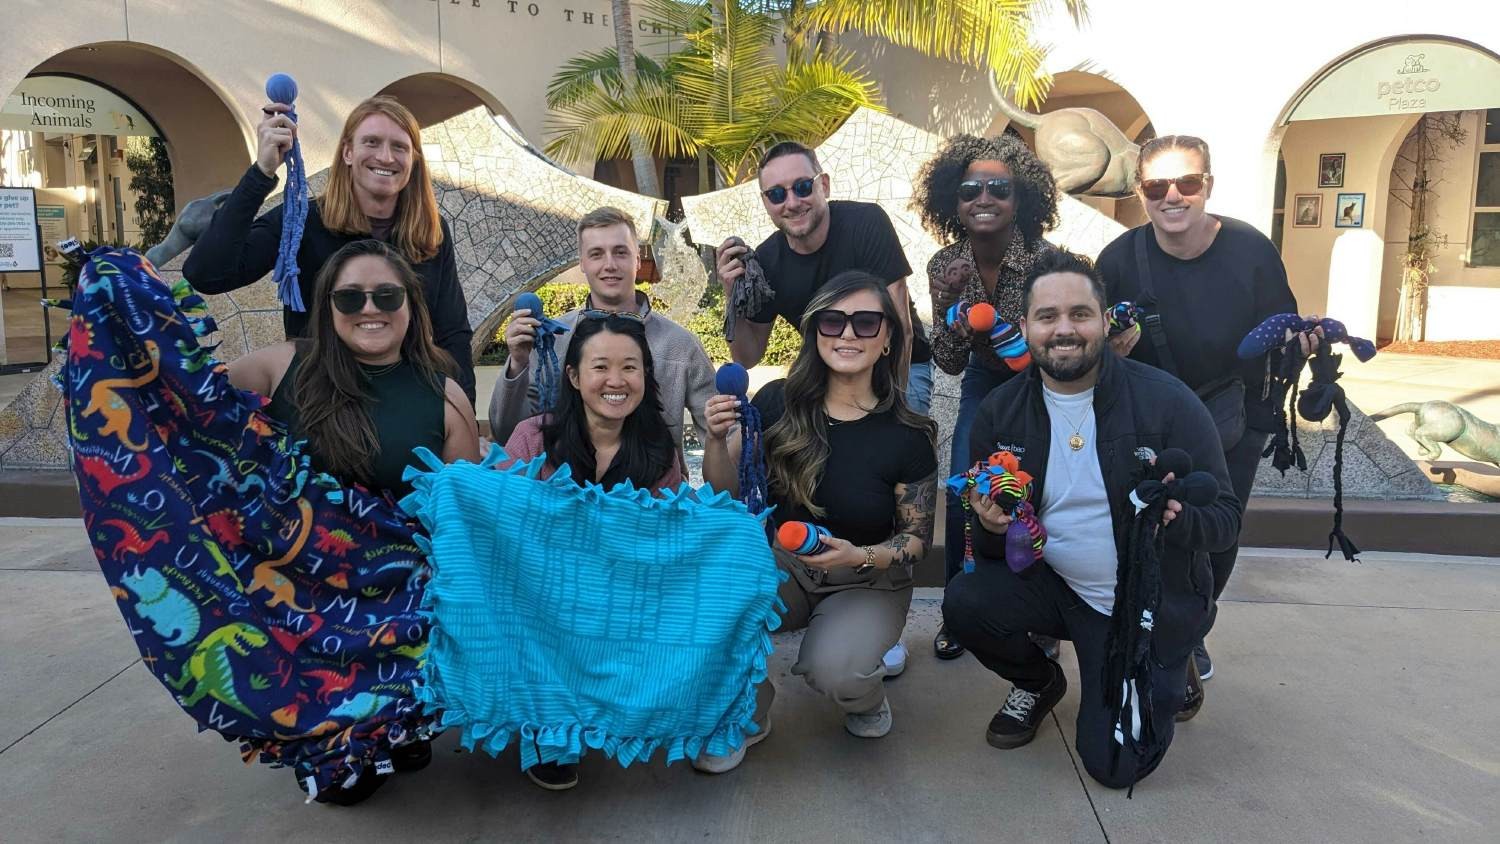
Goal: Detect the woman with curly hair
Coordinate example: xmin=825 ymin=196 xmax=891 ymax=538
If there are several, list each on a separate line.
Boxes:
xmin=911 ymin=133 xmax=1059 ymax=660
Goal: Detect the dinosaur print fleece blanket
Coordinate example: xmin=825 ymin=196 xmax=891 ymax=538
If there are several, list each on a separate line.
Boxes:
xmin=59 ymin=247 xmax=430 ymax=795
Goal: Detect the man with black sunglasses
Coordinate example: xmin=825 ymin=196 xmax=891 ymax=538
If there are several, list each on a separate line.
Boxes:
xmin=714 ymin=142 xmax=932 ymax=413
xmin=488 ymin=207 xmax=716 ymax=456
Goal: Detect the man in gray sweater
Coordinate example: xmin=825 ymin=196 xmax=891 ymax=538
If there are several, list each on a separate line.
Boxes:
xmin=488 ymin=206 xmax=715 ymax=449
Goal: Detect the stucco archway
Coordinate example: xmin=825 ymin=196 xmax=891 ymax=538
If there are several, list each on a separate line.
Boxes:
xmin=376 ymin=73 xmax=513 ymax=130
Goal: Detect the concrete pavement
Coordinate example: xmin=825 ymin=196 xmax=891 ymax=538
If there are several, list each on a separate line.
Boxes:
xmin=2 ymin=518 xmax=1498 ymax=843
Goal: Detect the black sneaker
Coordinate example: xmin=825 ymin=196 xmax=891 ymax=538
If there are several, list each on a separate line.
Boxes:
xmin=934 ymin=624 xmax=966 ymax=660
xmin=302 ymin=769 xmax=389 ymax=806
xmin=986 ymin=661 xmax=1066 ymax=749
xmin=526 ymin=761 xmax=579 ymax=791
xmin=1193 ymin=641 xmax=1214 ymax=682
xmin=390 ymin=739 xmax=432 ymax=773
xmin=1176 ymin=654 xmax=1205 ymax=722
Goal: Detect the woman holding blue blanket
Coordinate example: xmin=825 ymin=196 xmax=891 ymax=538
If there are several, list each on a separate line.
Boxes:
xmin=500 ymin=311 xmax=684 ymax=791
xmin=702 ymin=271 xmax=938 ymax=771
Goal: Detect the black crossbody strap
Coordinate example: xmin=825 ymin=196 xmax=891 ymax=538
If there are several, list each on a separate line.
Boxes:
xmin=1133 ymin=228 xmax=1181 ymax=378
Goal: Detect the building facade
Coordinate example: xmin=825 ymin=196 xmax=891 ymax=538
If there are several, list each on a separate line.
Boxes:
xmin=1 ymin=1 xmax=1497 ymax=364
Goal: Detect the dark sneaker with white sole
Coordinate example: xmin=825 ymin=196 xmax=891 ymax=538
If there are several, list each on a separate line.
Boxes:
xmin=986 ymin=661 xmax=1067 ymax=750
xmin=1193 ymin=641 xmax=1214 ymax=682
xmin=526 ymin=761 xmax=579 ymax=791
xmin=1176 ymin=654 xmax=1205 ymax=722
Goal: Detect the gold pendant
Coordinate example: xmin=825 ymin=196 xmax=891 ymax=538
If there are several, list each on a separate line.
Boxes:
xmin=1069 ymin=433 xmax=1085 ymax=451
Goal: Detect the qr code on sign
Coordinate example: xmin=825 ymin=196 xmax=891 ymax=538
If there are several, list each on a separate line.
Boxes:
xmin=0 ymin=243 xmax=14 ymax=258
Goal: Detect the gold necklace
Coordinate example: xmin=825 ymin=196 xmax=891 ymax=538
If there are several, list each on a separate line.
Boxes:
xmin=1047 ymin=398 xmax=1093 ymax=451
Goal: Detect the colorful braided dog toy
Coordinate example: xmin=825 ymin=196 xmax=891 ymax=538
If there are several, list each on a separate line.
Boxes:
xmin=1107 ymin=301 xmax=1144 ymax=337
xmin=946 ymin=301 xmax=1030 ymax=372
xmin=945 ymin=450 xmax=1046 ymax=574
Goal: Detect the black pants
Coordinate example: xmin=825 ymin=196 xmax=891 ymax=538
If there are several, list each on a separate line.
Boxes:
xmin=942 ymin=562 xmax=1189 ymax=790
xmin=1211 ymin=429 xmax=1269 ymax=599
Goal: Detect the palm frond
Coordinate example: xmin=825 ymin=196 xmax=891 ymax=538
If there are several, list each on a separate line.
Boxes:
xmin=546 ymin=49 xmax=668 ymax=108
xmin=543 ymin=84 xmax=701 ymax=163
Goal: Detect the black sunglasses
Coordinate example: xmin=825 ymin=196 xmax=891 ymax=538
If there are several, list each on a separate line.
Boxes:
xmin=581 ymin=309 xmax=645 ymax=324
xmin=813 ymin=309 xmax=885 ymax=338
xmin=957 ymin=178 xmax=1014 ymax=202
xmin=1139 ymin=173 xmax=1209 ymax=201
xmin=330 ymin=285 xmax=406 ymax=315
xmin=762 ymin=177 xmax=817 ymax=205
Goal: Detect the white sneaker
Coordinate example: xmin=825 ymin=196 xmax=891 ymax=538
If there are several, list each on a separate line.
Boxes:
xmin=691 ymin=718 xmax=771 ymax=774
xmin=845 ymin=697 xmax=892 ymax=739
xmin=882 ymin=642 xmax=908 ymax=678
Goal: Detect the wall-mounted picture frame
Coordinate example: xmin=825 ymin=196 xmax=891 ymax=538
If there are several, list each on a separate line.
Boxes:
xmin=1293 ymin=194 xmax=1322 ymax=227
xmin=1318 ymin=153 xmax=1345 ymax=188
xmin=1334 ymin=192 xmax=1365 ymax=228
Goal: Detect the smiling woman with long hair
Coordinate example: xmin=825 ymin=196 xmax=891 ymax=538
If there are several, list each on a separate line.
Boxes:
xmin=701 ymin=270 xmax=937 ymax=773
xmin=228 ymin=239 xmax=479 ymax=497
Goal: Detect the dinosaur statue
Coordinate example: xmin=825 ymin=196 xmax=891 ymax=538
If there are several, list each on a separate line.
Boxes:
xmin=145 ymin=189 xmax=231 ymax=269
xmin=166 ymin=622 xmax=268 ymax=718
xmin=120 ymin=566 xmax=200 ymax=647
xmin=988 ymin=74 xmax=1141 ymax=198
xmin=1371 ymin=401 xmax=1500 ymax=467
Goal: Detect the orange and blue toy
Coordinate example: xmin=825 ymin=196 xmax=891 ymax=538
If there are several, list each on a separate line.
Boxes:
xmin=945 ymin=450 xmax=1047 ymax=575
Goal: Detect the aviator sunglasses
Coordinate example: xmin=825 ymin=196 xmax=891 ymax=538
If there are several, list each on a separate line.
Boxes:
xmin=813 ymin=309 xmax=885 ymax=338
xmin=1139 ymin=173 xmax=1209 ymax=202
xmin=956 ymin=178 xmax=1014 ymax=202
xmin=762 ymin=177 xmax=817 ymax=205
xmin=330 ymin=285 xmax=406 ymax=314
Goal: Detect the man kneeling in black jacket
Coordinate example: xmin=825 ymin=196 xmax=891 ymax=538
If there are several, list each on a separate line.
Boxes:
xmin=942 ymin=250 xmax=1241 ymax=790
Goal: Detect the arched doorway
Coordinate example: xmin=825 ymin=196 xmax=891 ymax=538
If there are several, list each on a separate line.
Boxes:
xmin=1272 ymin=37 xmax=1500 ymax=342
xmin=376 ymin=73 xmax=510 ymax=129
xmin=0 ymin=42 xmax=245 ymax=368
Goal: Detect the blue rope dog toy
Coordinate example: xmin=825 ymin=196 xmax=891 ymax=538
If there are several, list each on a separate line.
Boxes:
xmin=716 ymin=363 xmax=767 ymax=515
xmin=266 ymin=73 xmax=309 ymax=312
xmin=513 ymin=292 xmax=567 ymax=415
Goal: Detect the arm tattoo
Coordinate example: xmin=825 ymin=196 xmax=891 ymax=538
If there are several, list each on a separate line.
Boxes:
xmin=885 ymin=472 xmax=938 ymax=568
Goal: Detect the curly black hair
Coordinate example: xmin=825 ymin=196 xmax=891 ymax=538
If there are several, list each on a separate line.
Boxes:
xmin=911 ymin=133 xmax=1059 ymax=247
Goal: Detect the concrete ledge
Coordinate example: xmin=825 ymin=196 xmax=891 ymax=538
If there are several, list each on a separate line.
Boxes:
xmin=0 ymin=470 xmax=80 ymax=519
xmin=1243 ymin=496 xmax=1500 ymax=557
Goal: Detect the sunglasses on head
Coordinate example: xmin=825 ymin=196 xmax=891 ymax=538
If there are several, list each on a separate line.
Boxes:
xmin=330 ymin=285 xmax=406 ymax=315
xmin=762 ymin=177 xmax=817 ymax=205
xmin=1139 ymin=173 xmax=1209 ymax=202
xmin=581 ymin=309 xmax=645 ymax=324
xmin=813 ymin=309 xmax=885 ymax=338
xmin=956 ymin=178 xmax=1014 ymax=202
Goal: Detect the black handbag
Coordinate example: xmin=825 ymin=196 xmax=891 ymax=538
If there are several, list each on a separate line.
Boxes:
xmin=1133 ymin=230 xmax=1246 ymax=452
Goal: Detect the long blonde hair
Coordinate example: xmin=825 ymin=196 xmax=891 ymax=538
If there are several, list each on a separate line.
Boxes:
xmin=767 ymin=271 xmax=937 ymax=517
xmin=319 ymin=96 xmax=443 ymax=264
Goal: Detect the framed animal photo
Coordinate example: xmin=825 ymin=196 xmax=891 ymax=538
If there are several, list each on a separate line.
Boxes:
xmin=1334 ymin=193 xmax=1365 ymax=228
xmin=1293 ymin=194 xmax=1322 ymax=227
xmin=1319 ymin=153 xmax=1346 ymax=188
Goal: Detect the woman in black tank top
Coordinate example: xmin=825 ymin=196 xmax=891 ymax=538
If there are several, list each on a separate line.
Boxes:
xmin=229 ymin=240 xmax=479 ymax=500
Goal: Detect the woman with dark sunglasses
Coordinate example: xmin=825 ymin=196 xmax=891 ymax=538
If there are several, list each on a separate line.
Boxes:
xmin=228 ymin=239 xmax=480 ymax=502
xmin=911 ymin=133 xmax=1060 ymax=660
xmin=700 ymin=271 xmax=937 ymax=771
xmin=1095 ymin=135 xmax=1301 ymax=713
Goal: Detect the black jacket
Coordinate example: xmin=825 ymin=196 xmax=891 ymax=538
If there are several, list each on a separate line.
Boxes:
xmin=182 ymin=165 xmax=476 ymax=403
xmin=968 ymin=351 xmax=1242 ymax=663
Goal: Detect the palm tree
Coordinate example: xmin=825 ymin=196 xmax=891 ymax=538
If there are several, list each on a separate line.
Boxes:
xmin=544 ymin=0 xmax=882 ymax=188
xmin=787 ymin=0 xmax=1088 ymax=108
xmin=612 ymin=0 xmax=662 ymax=197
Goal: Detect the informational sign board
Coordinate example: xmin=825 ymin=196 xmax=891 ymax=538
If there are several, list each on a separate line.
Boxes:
xmin=1287 ymin=40 xmax=1500 ymax=122
xmin=0 ymin=187 xmax=42 ymax=272
xmin=36 ymin=205 xmax=67 ymax=264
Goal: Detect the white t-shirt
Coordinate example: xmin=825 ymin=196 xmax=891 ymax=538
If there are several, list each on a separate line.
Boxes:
xmin=1038 ymin=385 xmax=1119 ymax=615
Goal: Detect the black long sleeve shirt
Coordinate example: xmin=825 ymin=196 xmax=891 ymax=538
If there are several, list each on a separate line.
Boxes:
xmin=182 ymin=165 xmax=476 ymax=403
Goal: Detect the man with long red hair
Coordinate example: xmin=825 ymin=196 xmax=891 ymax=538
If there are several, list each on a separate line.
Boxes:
xmin=186 ymin=95 xmax=475 ymax=402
